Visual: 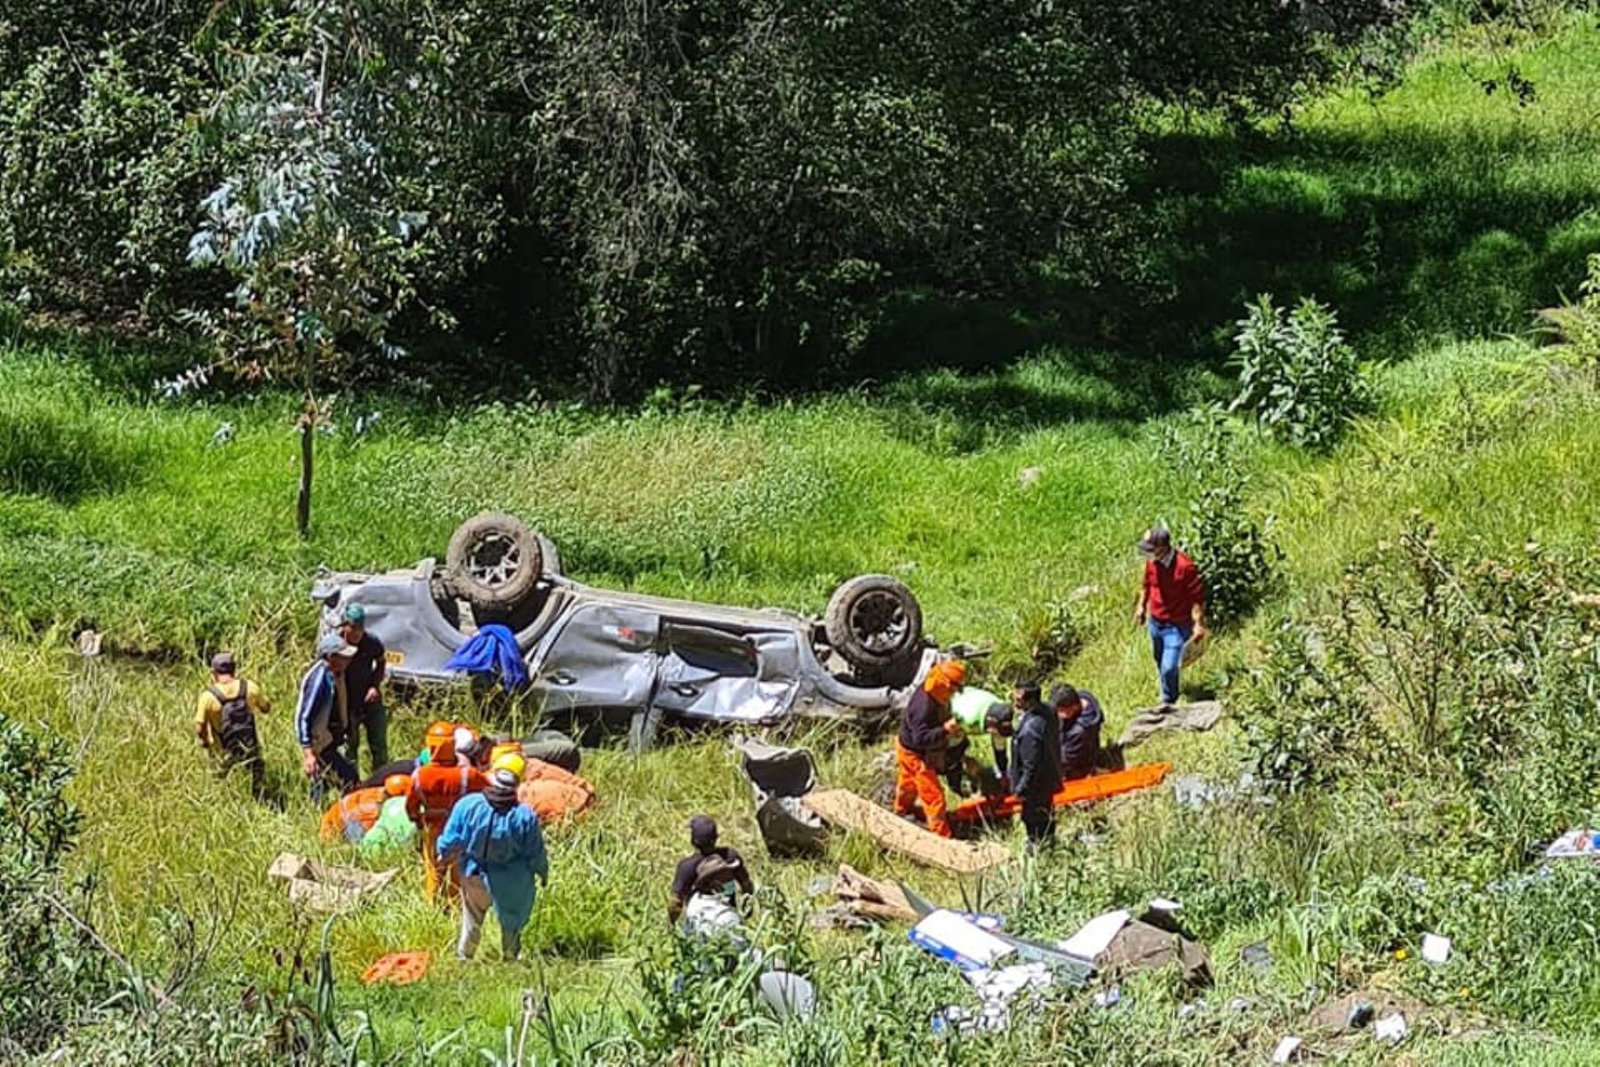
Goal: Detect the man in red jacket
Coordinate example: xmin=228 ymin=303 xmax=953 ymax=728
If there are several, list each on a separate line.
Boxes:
xmin=1133 ymin=525 xmax=1207 ymax=709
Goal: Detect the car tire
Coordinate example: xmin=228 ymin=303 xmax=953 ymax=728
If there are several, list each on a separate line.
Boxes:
xmin=824 ymin=574 xmax=923 ymax=673
xmin=446 ymin=512 xmax=545 ymax=611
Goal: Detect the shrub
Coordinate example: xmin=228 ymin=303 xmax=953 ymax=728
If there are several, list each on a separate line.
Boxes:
xmin=1229 ymin=294 xmax=1371 ymax=450
xmin=0 ymin=713 xmax=105 ymax=1057
xmin=1162 ymin=412 xmax=1281 ymax=629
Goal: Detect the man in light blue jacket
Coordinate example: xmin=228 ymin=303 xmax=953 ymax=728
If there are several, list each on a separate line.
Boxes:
xmin=436 ymin=767 xmax=549 ymax=961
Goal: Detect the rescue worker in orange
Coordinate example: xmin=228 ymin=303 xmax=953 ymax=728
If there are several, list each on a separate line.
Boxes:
xmin=319 ymin=773 xmax=410 ymax=843
xmin=408 ymin=724 xmax=487 ymax=903
xmin=893 ymin=659 xmax=968 ymax=838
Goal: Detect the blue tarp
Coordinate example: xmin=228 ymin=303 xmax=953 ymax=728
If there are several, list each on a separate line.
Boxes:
xmin=444 ymin=623 xmax=530 ymax=691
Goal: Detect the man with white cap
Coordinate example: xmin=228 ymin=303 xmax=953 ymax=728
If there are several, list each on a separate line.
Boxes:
xmin=295 ymin=632 xmax=359 ymax=804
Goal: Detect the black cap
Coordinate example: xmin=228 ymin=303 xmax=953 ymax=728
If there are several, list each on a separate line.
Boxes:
xmin=689 ymin=814 xmax=718 ymax=852
xmin=1050 ymin=684 xmax=1083 ymax=709
xmin=210 ymin=652 xmax=237 ymax=673
xmin=1013 ymin=680 xmax=1041 ymax=702
xmin=984 ymin=703 xmax=1014 ymax=734
xmin=1138 ymin=525 xmax=1172 ymax=554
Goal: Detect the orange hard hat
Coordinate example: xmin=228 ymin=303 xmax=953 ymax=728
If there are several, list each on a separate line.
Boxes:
xmin=923 ymin=659 xmax=968 ymax=700
xmin=424 ymin=720 xmax=455 ymax=752
xmin=383 ymin=774 xmax=410 ymax=798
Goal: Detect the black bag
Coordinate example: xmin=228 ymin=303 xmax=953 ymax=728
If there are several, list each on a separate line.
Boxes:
xmin=211 ymin=681 xmax=259 ymax=754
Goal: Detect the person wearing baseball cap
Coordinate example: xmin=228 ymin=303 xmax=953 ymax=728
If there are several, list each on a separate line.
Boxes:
xmin=294 ymin=632 xmax=359 ymax=804
xmin=337 ymin=602 xmax=390 ymax=779
xmin=669 ymin=815 xmax=754 ymax=925
xmin=1133 ymin=524 xmax=1207 ymax=710
xmin=194 ymin=651 xmax=272 ymax=799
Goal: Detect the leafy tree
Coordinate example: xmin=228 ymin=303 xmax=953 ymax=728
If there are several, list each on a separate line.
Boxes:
xmin=1229 ymin=294 xmax=1371 ymax=451
xmin=184 ymin=0 xmax=492 ymax=536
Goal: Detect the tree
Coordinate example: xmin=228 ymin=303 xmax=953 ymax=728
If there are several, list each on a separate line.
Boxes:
xmin=184 ymin=0 xmax=489 ymax=536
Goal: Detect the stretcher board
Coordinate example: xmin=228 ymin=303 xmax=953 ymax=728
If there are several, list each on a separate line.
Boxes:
xmin=800 ymin=788 xmax=1011 ymax=874
xmin=947 ymin=762 xmax=1174 ymax=824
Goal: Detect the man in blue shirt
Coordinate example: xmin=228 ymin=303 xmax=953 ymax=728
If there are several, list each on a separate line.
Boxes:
xmin=437 ymin=767 xmax=550 ymax=961
xmin=294 ymin=633 xmax=359 ymax=805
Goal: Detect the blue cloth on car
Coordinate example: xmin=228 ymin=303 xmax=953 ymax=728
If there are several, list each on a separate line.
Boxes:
xmin=445 ymin=623 xmax=529 ymax=691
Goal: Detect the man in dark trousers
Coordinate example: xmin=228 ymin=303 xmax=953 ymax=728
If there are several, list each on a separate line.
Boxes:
xmin=338 ymin=603 xmax=389 ymax=778
xmin=669 ymin=815 xmax=756 ymax=924
xmin=1133 ymin=525 xmax=1207 ymax=710
xmin=1052 ymin=684 xmax=1104 ymax=782
xmin=1009 ymin=681 xmax=1062 ymax=849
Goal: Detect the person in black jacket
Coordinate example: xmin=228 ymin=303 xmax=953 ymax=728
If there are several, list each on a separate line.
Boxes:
xmin=1052 ymin=684 xmax=1104 ymax=782
xmin=1008 ymin=681 xmax=1062 ymax=848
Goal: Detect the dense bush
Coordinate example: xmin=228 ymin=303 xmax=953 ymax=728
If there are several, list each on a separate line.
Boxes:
xmin=1162 ymin=412 xmax=1281 ymax=629
xmin=1229 ymin=295 xmax=1371 ymax=450
xmin=0 ymin=714 xmax=104 ymax=1057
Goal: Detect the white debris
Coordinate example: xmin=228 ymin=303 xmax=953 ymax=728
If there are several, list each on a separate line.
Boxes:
xmin=1058 ymin=908 xmax=1131 ymax=960
xmin=1271 ymin=1035 xmax=1303 ymax=1063
xmin=1421 ymin=933 xmax=1452 ymax=964
xmin=1374 ymin=1012 xmax=1408 ymax=1043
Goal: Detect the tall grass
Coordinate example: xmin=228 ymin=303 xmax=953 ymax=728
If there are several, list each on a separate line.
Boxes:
xmin=9 ymin=14 xmax=1600 ymax=1064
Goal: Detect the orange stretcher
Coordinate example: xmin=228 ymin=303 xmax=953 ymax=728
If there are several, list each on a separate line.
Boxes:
xmin=948 ymin=761 xmax=1174 ymax=824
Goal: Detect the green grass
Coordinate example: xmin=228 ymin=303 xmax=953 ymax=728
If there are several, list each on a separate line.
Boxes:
xmin=10 ymin=12 xmax=1600 ymax=1065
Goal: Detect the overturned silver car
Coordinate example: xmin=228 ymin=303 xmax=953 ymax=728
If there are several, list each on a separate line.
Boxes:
xmin=312 ymin=513 xmax=934 ymax=743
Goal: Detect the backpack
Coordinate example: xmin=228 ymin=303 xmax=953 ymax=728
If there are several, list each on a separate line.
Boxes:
xmin=210 ymin=681 xmax=258 ymax=752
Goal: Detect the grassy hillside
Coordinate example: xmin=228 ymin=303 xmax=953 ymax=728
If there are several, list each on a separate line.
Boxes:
xmin=7 ymin=12 xmax=1600 ymax=1066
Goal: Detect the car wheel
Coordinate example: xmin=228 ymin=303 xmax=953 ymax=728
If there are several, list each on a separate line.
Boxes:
xmin=446 ymin=512 xmax=545 ymax=611
xmin=824 ymin=574 xmax=923 ymax=673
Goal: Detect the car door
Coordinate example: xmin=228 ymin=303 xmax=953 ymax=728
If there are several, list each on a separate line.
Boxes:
xmin=526 ymin=603 xmax=660 ymax=716
xmin=652 ymin=623 xmax=800 ymax=724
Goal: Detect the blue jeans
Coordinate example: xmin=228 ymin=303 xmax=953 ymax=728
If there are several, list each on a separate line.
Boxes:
xmin=309 ymin=744 xmax=358 ymax=806
xmin=1148 ymin=618 xmax=1191 ymax=706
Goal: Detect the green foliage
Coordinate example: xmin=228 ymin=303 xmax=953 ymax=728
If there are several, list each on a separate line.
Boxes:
xmin=1229 ymin=294 xmax=1372 ymax=450
xmin=1163 ymin=413 xmax=1281 ymax=629
xmin=0 ymin=713 xmax=104 ymax=1057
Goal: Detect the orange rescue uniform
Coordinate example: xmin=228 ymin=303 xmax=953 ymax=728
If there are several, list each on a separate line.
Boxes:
xmin=407 ymin=757 xmax=487 ymax=902
xmin=319 ymin=785 xmax=387 ymax=842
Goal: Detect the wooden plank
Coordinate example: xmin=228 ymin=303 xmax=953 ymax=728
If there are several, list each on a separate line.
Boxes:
xmin=800 ymin=789 xmax=1010 ymax=875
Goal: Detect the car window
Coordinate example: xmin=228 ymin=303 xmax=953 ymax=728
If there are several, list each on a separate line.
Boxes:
xmin=663 ymin=623 xmax=758 ymax=678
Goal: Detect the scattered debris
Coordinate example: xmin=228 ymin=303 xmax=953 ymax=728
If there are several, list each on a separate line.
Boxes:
xmin=1271 ymin=1035 xmax=1303 ymax=1063
xmin=1229 ymin=997 xmax=1253 ymax=1013
xmin=1305 ymin=991 xmax=1426 ymax=1037
xmin=267 ymin=853 xmax=397 ymax=913
xmin=832 ymin=863 xmax=919 ymax=923
xmin=805 ymin=876 xmax=833 ymax=898
xmin=1018 ymin=466 xmax=1043 ymax=488
xmin=801 ymin=788 xmax=1010 ymax=874
xmin=1117 ymin=700 xmax=1224 ymax=748
xmin=1240 ymin=941 xmax=1274 ymax=973
xmin=1544 ymin=828 xmax=1600 ymax=859
xmin=910 ymin=910 xmax=1015 ymax=971
xmin=758 ymin=969 xmax=817 ymax=1020
xmin=209 ymin=422 xmax=235 ymax=447
xmin=76 ymin=629 xmax=102 ymax=657
xmin=1094 ymin=985 xmax=1122 ymax=1009
xmin=935 ymin=962 xmax=1055 ymax=1036
xmin=1100 ymin=919 xmax=1212 ymax=987
xmin=361 ymin=951 xmax=430 ymax=986
xmin=1375 ymin=1012 xmax=1408 ymax=1043
xmin=735 ymin=738 xmax=828 ymax=857
xmin=1422 ymin=933 xmax=1452 ymax=964
xmin=1059 ymin=909 xmax=1130 ymax=960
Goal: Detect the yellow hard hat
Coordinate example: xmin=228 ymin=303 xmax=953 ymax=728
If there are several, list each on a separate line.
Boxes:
xmin=491 ymin=752 xmax=526 ymax=780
